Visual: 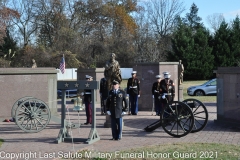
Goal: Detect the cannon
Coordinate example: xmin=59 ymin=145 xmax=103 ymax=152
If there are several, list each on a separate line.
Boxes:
xmin=144 ymin=98 xmax=208 ymax=137
xmin=12 ymin=97 xmax=51 ymax=133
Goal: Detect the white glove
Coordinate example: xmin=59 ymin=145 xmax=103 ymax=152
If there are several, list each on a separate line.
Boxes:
xmin=152 ymin=95 xmax=154 ymax=98
xmin=122 ymin=112 xmax=126 ymax=115
xmin=107 ymin=111 xmax=111 ymax=115
xmin=162 ymin=94 xmax=166 ymax=99
xmin=81 ymin=92 xmax=84 ymax=96
xmin=127 ymin=94 xmax=129 ymax=97
xmin=138 ymin=95 xmax=140 ymax=98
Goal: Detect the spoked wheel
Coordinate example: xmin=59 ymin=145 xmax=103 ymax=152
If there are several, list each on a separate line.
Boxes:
xmin=161 ymin=101 xmax=194 ymax=138
xmin=15 ymin=98 xmax=51 ymax=133
xmin=11 ymin=96 xmax=34 ymax=121
xmin=183 ymin=99 xmax=208 ymax=133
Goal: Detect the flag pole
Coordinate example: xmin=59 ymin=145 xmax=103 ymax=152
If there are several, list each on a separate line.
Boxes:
xmin=59 ymin=54 xmax=66 ymax=74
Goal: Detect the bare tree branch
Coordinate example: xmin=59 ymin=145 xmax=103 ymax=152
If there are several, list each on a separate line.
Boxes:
xmin=206 ymin=13 xmax=225 ymax=32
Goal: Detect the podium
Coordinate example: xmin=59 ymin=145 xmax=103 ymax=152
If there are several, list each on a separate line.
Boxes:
xmin=56 ymin=80 xmax=100 ymax=144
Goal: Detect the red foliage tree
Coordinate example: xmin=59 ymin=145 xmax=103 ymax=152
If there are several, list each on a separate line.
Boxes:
xmin=0 ymin=6 xmax=19 ymax=44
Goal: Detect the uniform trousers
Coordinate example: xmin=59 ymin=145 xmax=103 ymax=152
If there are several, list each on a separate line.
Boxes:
xmin=154 ymin=98 xmax=161 ymax=115
xmin=84 ymin=102 xmax=92 ymax=124
xmin=101 ymin=97 xmax=107 ymax=114
xmin=161 ymin=95 xmax=173 ymax=118
xmin=110 ymin=116 xmax=122 ymax=139
xmin=129 ymin=94 xmax=138 ymax=115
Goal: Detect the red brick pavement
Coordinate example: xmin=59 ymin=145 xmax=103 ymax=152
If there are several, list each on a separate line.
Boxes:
xmin=0 ymin=101 xmax=240 ymax=160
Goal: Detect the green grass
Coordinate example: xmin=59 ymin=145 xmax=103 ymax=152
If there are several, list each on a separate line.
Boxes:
xmin=120 ymin=79 xmax=127 ymax=90
xmin=182 ymin=80 xmax=216 ymax=103
xmin=0 ymin=139 xmax=3 ymax=148
xmin=66 ymin=143 xmax=240 ymax=160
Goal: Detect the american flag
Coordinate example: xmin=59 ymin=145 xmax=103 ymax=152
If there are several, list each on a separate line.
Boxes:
xmin=59 ymin=55 xmax=65 ymax=74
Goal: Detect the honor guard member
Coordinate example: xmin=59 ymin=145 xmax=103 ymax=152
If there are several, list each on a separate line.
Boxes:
xmin=106 ymin=80 xmax=128 ymax=140
xmin=160 ymin=72 xmax=175 ymax=104
xmin=151 ymin=75 xmax=162 ymax=115
xmin=83 ymin=75 xmax=93 ymax=125
xmin=99 ymin=77 xmax=109 ymax=114
xmin=127 ymin=71 xmax=140 ymax=115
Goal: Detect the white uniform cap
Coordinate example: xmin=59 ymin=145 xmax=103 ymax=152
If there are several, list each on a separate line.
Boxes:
xmin=155 ymin=75 xmax=161 ymax=79
xmin=132 ymin=71 xmax=137 ymax=74
xmin=163 ymin=71 xmax=170 ymax=75
xmin=162 ymin=71 xmax=171 ymax=78
xmin=164 ymin=74 xmax=171 ymax=78
xmin=85 ymin=75 xmax=93 ymax=79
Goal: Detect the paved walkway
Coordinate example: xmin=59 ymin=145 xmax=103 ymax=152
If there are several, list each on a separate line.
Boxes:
xmin=0 ymin=100 xmax=240 ymax=160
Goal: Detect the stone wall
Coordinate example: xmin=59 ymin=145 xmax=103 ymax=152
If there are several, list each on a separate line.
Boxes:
xmin=76 ymin=63 xmax=180 ymax=110
xmin=0 ymin=68 xmax=58 ymax=120
xmin=216 ymin=67 xmax=240 ymax=125
xmin=133 ymin=62 xmax=179 ymax=111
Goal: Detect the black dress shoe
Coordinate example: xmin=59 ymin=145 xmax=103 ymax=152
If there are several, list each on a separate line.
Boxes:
xmin=84 ymin=123 xmax=89 ymax=125
xmin=110 ymin=138 xmax=115 ymax=140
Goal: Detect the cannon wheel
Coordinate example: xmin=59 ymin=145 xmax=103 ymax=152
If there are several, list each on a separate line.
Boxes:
xmin=183 ymin=99 xmax=208 ymax=133
xmin=11 ymin=96 xmax=34 ymax=120
xmin=161 ymin=101 xmax=194 ymax=138
xmin=15 ymin=98 xmax=51 ymax=133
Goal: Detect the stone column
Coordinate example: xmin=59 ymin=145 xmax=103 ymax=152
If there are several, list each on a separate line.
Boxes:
xmin=178 ymin=85 xmax=184 ymax=101
xmin=215 ymin=67 xmax=240 ymax=126
xmin=133 ymin=62 xmax=179 ymax=111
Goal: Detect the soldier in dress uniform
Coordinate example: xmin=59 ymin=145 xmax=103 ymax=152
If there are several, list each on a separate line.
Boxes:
xmin=106 ymin=80 xmax=128 ymax=141
xmin=99 ymin=76 xmax=109 ymax=115
xmin=127 ymin=71 xmax=140 ymax=115
xmin=151 ymin=75 xmax=162 ymax=115
xmin=83 ymin=75 xmax=93 ymax=125
xmin=160 ymin=72 xmax=175 ymax=105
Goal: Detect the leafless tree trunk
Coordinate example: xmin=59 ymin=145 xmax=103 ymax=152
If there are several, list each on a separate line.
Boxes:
xmin=206 ymin=13 xmax=225 ymax=32
xmin=8 ymin=0 xmax=41 ymax=48
xmin=136 ymin=0 xmax=185 ymax=62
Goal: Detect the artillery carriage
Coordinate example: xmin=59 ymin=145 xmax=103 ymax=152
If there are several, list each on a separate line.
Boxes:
xmin=144 ymin=98 xmax=208 ymax=137
xmin=11 ymin=97 xmax=51 ymax=133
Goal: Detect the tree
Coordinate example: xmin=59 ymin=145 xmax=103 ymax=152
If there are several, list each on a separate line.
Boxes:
xmin=139 ymin=0 xmax=185 ymax=62
xmin=206 ymin=13 xmax=225 ymax=33
xmin=230 ymin=16 xmax=240 ymax=66
xmin=103 ymin=0 xmax=140 ymax=67
xmin=8 ymin=0 xmax=40 ymax=48
xmin=184 ymin=3 xmax=203 ymax=29
xmin=0 ymin=28 xmax=17 ymax=53
xmin=169 ymin=3 xmax=214 ymax=80
xmin=0 ymin=1 xmax=19 ymax=45
xmin=211 ymin=21 xmax=233 ymax=68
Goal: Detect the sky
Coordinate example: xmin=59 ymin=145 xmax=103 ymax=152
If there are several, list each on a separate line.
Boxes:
xmin=138 ymin=0 xmax=240 ymax=30
xmin=183 ymin=0 xmax=240 ymax=27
